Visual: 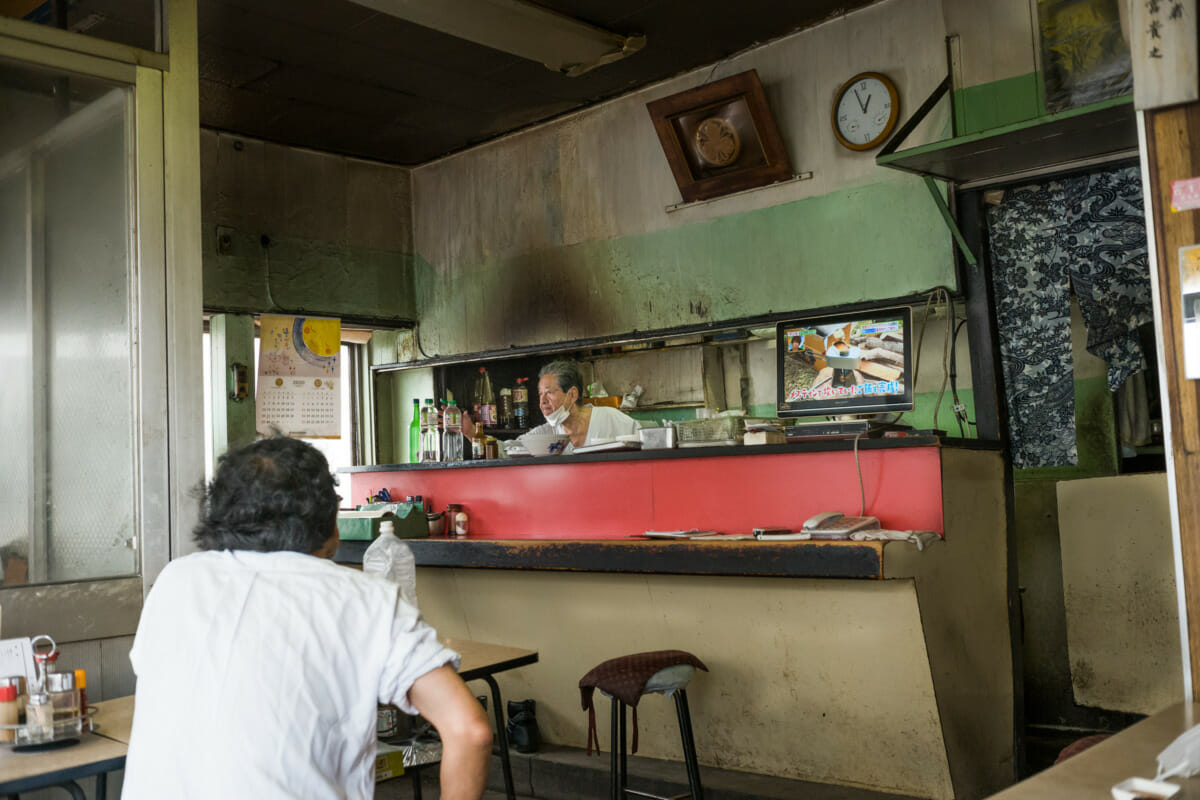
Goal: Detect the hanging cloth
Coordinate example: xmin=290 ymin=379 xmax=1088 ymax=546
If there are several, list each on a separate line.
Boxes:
xmin=987 ymin=166 xmax=1152 ymax=468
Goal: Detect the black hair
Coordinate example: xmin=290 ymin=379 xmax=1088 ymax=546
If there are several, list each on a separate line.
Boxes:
xmin=538 ymin=359 xmax=584 ymax=397
xmin=193 ymin=435 xmax=339 ymax=554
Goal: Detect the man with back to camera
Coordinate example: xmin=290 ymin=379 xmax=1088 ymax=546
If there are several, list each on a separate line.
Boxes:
xmin=122 ymin=435 xmax=492 ymax=798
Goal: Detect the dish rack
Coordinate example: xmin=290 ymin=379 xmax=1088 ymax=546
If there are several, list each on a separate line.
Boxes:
xmin=673 ymin=416 xmax=777 ymax=447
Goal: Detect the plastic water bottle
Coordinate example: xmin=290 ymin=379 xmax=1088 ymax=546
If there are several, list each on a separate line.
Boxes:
xmin=442 ymin=400 xmax=464 ymax=462
xmin=362 ymin=520 xmax=418 ymax=609
xmin=420 ymin=398 xmax=440 ymax=462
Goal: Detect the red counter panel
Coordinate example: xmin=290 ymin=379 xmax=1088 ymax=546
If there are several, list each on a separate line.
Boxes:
xmin=349 ymin=446 xmax=945 ymax=539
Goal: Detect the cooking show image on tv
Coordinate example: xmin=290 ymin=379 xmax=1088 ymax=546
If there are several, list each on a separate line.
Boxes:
xmin=776 ymin=306 xmax=913 ymax=418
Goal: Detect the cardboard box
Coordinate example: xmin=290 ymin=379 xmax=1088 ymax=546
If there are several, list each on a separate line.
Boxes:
xmin=375 ymin=741 xmax=406 ymax=782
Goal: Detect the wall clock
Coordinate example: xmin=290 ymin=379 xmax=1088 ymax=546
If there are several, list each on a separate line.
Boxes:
xmin=831 ymin=72 xmax=899 ymax=151
xmin=646 ymin=70 xmax=792 ymax=203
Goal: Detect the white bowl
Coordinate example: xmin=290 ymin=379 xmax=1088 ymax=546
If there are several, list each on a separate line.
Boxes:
xmin=519 ymin=433 xmax=570 ymax=456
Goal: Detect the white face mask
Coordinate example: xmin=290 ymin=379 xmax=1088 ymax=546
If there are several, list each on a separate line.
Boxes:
xmin=545 ymin=401 xmax=570 ymax=426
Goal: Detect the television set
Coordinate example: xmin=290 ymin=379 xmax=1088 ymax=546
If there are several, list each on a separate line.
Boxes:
xmin=776 ymin=305 xmax=913 ymax=419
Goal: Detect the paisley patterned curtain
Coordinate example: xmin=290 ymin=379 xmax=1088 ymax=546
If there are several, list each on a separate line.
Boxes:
xmin=986 ymin=166 xmax=1151 ymax=468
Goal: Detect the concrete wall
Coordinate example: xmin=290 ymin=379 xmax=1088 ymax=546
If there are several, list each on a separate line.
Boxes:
xmin=200 ymin=129 xmax=417 ymax=322
xmin=410 ymin=0 xmax=958 ymax=357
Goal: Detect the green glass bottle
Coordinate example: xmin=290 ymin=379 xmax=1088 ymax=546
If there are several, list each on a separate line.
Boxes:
xmin=408 ymin=398 xmax=420 ymax=463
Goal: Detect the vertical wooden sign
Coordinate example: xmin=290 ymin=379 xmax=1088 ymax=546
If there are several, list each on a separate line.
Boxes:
xmin=1132 ymin=0 xmax=1198 ymax=110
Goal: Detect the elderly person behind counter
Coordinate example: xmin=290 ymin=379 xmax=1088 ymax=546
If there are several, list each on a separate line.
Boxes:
xmin=461 ymin=359 xmax=638 ymax=453
xmin=123 ymin=435 xmax=492 ymax=799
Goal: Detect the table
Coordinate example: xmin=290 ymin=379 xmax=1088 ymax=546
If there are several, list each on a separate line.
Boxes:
xmin=0 ymin=697 xmax=131 ymax=799
xmin=438 ymin=638 xmax=539 ymax=800
xmin=989 ymin=702 xmax=1200 ymax=798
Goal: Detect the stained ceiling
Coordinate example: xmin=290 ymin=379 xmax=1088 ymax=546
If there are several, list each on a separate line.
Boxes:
xmin=14 ymin=0 xmax=881 ymax=165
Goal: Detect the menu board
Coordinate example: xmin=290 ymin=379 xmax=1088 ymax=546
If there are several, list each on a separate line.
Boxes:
xmin=256 ymin=315 xmax=341 ymax=438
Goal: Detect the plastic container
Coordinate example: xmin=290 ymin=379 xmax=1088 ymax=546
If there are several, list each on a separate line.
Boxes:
xmin=363 ymin=520 xmax=419 ymax=609
xmin=442 ymin=401 xmax=464 ymax=462
xmin=0 ymin=685 xmax=17 ymax=742
xmin=420 ymin=399 xmax=440 ymax=462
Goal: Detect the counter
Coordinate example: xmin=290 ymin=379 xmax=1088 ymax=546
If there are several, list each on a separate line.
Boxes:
xmin=342 ymin=438 xmax=1000 ymax=542
xmin=342 ymin=442 xmax=1012 ymax=800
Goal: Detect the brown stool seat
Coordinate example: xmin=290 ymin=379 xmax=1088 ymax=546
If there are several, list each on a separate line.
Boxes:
xmin=580 ymin=650 xmax=708 ymax=800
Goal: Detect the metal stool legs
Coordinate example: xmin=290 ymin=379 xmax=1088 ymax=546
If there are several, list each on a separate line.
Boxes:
xmin=608 ymin=689 xmax=703 ymax=800
xmin=674 ymin=690 xmax=703 ymax=800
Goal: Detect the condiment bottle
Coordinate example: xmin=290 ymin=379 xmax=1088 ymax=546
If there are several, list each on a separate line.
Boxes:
xmin=0 ymin=676 xmax=28 ymax=723
xmin=473 ymin=367 xmax=496 ymax=425
xmin=25 ymin=692 xmax=53 ymax=743
xmin=472 ymin=421 xmax=487 ymax=460
xmin=0 ymin=685 xmax=17 ymax=742
xmin=454 ymin=507 xmax=470 ymax=537
xmin=443 ymin=504 xmax=461 ymax=537
xmin=514 ymin=378 xmax=530 ymax=429
xmin=74 ymin=670 xmax=88 ymax=732
xmin=499 ymin=387 xmax=514 ymax=428
xmin=46 ymin=672 xmax=81 ymax=737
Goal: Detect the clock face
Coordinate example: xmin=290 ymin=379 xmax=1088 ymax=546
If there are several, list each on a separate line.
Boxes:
xmin=833 ymin=73 xmax=898 ymax=151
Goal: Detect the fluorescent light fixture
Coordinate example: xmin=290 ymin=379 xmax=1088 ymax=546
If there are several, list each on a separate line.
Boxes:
xmin=346 ymin=0 xmax=646 ymax=77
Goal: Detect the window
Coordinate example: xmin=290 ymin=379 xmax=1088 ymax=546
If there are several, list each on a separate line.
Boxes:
xmin=202 ymin=333 xmax=359 ymax=481
xmin=0 ymin=62 xmax=139 ymax=585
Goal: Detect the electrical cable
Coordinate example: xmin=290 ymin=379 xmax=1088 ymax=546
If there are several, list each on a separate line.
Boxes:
xmin=950 ymin=317 xmax=968 ymax=437
xmin=854 ymin=430 xmax=866 ymax=517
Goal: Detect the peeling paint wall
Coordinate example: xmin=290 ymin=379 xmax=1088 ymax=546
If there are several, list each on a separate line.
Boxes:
xmin=410 ymin=0 xmax=959 ymax=357
xmin=200 ymin=130 xmax=416 ymax=322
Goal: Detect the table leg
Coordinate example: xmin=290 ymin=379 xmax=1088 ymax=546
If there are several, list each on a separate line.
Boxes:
xmin=410 ymin=764 xmax=422 ymax=800
xmin=56 ymin=781 xmax=86 ymax=800
xmin=480 ymin=674 xmax=515 ymax=800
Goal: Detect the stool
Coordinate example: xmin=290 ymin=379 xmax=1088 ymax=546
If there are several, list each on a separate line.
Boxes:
xmin=578 ymin=650 xmax=708 ymax=800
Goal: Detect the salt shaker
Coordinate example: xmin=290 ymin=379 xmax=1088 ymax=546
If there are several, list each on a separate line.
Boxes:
xmin=454 ymin=507 xmax=470 ymax=537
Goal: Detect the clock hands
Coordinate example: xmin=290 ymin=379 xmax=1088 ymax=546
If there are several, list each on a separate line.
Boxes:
xmin=852 ymin=87 xmax=872 ymax=114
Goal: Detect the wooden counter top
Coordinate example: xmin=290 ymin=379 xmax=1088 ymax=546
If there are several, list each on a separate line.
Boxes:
xmin=336 ymin=537 xmax=889 ymax=578
xmin=989 ymin=702 xmax=1200 ymax=798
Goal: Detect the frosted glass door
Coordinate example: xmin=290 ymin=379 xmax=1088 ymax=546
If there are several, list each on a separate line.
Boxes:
xmin=0 ymin=63 xmax=137 ymax=584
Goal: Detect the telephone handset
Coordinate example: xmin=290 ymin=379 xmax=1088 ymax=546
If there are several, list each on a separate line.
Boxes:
xmin=802 ymin=511 xmax=881 ymax=533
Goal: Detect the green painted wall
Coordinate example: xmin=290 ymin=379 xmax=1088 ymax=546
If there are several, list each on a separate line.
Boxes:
xmin=954 ymin=72 xmax=1044 ymax=136
xmin=413 ymin=175 xmax=955 ymax=356
xmin=203 ymin=228 xmax=417 ymax=321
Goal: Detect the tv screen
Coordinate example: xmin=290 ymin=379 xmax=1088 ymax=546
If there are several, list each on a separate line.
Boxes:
xmin=776 ymin=306 xmax=913 ymax=418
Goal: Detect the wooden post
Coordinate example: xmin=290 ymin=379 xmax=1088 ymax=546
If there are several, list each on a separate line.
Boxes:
xmin=1142 ymin=100 xmax=1200 ymax=689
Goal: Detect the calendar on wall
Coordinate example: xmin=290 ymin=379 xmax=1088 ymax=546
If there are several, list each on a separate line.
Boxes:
xmin=256 ymin=314 xmax=341 ymax=438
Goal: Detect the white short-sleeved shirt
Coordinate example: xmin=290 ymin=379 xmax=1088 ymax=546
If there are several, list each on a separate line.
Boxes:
xmin=123 ymin=550 xmax=458 ymax=800
xmin=528 ymin=405 xmax=639 ymax=452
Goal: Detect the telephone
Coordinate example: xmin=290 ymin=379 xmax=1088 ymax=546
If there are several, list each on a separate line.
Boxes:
xmin=802 ymin=511 xmax=881 ymax=533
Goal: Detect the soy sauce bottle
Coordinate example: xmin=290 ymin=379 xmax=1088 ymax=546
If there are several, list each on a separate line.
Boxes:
xmin=513 ymin=377 xmax=530 ymax=430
